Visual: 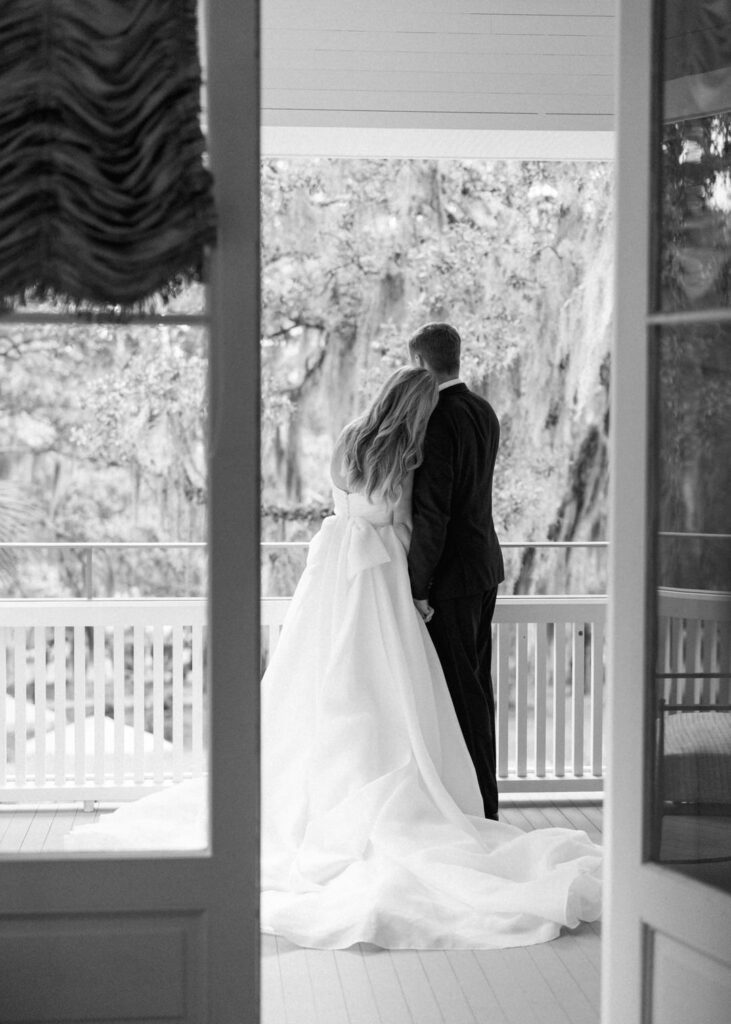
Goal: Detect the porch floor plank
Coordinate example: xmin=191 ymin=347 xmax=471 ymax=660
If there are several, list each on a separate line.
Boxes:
xmin=0 ymin=804 xmax=19 ymax=846
xmin=331 ymin=947 xmax=383 ymax=1024
xmin=472 ymin=946 xmax=546 ymax=1024
xmin=44 ymin=808 xmax=84 ymax=851
xmin=0 ymin=799 xmax=603 ymax=1024
xmin=496 ymin=945 xmax=572 ymax=1024
xmin=261 ymin=935 xmax=289 ymax=1024
xmin=359 ymin=943 xmax=415 ymax=1024
xmin=19 ymin=805 xmax=57 ymax=852
xmin=548 ymin=927 xmax=602 ymax=1011
xmin=526 ymin=939 xmax=597 ymax=1024
xmin=559 ymin=803 xmax=603 ymax=844
xmin=0 ymin=805 xmax=38 ymax=852
xmin=275 ymin=935 xmax=320 ymax=1024
xmin=446 ymin=950 xmax=510 ymax=1024
xmin=389 ymin=949 xmax=447 ymax=1024
xmin=545 ymin=802 xmax=586 ymax=833
xmin=304 ymin=947 xmax=353 ymax=1024
xmin=415 ymin=949 xmax=479 ymax=1024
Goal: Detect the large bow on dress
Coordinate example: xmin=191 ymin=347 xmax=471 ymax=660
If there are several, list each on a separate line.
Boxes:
xmin=345 ymin=517 xmax=392 ymax=580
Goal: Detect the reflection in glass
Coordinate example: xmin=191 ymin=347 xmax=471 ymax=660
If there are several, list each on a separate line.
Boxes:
xmin=652 ymin=325 xmax=731 ymax=891
xmin=658 ymin=0 xmax=731 ymax=312
xmin=656 ymin=325 xmax=731 ymax=588
xmin=659 ymin=114 xmax=731 ymax=312
xmin=663 ymin=0 xmax=731 ymax=123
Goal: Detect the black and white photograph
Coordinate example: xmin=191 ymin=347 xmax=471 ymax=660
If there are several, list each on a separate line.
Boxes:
xmin=0 ymin=2 xmax=729 ymax=1022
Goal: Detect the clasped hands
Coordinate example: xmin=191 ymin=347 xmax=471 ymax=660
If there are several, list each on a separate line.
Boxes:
xmin=413 ymin=598 xmax=435 ymax=624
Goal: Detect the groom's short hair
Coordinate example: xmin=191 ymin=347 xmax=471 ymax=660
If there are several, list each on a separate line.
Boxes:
xmin=408 ymin=322 xmax=461 ymax=376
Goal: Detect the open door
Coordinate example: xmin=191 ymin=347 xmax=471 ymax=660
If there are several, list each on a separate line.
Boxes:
xmin=0 ymin=2 xmax=261 ymax=1021
xmin=605 ymin=1 xmax=731 ymax=1022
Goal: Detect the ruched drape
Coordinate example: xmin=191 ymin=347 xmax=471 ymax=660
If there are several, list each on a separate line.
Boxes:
xmin=0 ymin=0 xmax=216 ymax=309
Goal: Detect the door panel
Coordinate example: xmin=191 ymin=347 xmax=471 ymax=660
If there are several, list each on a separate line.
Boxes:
xmin=607 ymin=0 xmax=731 ymax=1021
xmin=0 ymin=2 xmax=260 ymax=1020
xmin=651 ymin=931 xmax=731 ymax=1024
xmin=0 ymin=913 xmax=204 ymax=1023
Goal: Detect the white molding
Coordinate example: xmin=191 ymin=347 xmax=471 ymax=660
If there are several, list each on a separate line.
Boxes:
xmin=604 ymin=0 xmax=651 ymax=1019
xmin=261 ymin=126 xmax=615 ymax=161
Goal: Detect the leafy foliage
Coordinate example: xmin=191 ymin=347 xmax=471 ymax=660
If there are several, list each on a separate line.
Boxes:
xmin=261 ymin=159 xmax=614 ymax=594
xmin=1 ymin=161 xmax=615 ymax=597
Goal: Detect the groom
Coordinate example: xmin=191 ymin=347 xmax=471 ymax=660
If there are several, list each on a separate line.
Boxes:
xmin=407 ymin=322 xmax=504 ymax=819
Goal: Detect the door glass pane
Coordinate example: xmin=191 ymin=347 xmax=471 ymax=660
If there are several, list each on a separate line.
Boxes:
xmin=0 ymin=0 xmax=211 ymax=856
xmin=657 ymin=0 xmax=731 ymax=312
xmin=651 ymin=323 xmax=731 ymax=891
xmin=0 ymin=311 xmax=210 ymax=855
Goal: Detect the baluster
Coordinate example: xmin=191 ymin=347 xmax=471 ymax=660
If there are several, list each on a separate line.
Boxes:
xmin=718 ymin=621 xmax=731 ymax=705
xmin=667 ymin=617 xmax=680 ymax=705
xmin=534 ymin=621 xmax=548 ymax=779
xmin=14 ymin=628 xmax=27 ymax=787
xmin=133 ymin=625 xmax=145 ymax=784
xmin=172 ymin=624 xmax=184 ymax=782
xmin=515 ymin=622 xmax=528 ymax=778
xmin=34 ymin=626 xmax=47 ymax=786
xmin=73 ymin=625 xmax=86 ymax=786
xmin=591 ymin=617 xmax=605 ymax=777
xmin=153 ymin=624 xmax=165 ymax=784
xmin=683 ymin=617 xmax=700 ymax=705
xmin=113 ymin=625 xmax=125 ymax=785
xmin=496 ymin=622 xmax=510 ymax=779
xmin=53 ymin=627 xmax=66 ymax=787
xmin=700 ymin=619 xmax=713 ymax=705
xmin=553 ymin=622 xmax=566 ymax=777
xmin=192 ymin=622 xmax=204 ymax=775
xmin=657 ymin=613 xmax=670 ymax=702
xmin=0 ymin=629 xmax=7 ymax=787
xmin=572 ymin=623 xmax=586 ymax=778
xmin=93 ymin=626 xmax=105 ymax=786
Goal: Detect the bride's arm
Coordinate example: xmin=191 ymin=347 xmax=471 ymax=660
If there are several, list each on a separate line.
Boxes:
xmin=393 ymin=471 xmax=414 ymax=551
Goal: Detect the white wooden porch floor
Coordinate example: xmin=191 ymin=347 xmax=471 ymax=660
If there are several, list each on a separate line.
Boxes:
xmin=261 ymin=801 xmax=602 ymax=1024
xmin=0 ymin=798 xmax=603 ymax=1024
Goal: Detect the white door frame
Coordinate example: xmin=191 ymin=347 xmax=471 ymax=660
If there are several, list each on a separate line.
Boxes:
xmin=603 ymin=0 xmax=654 ymax=1015
xmin=0 ymin=2 xmax=261 ymax=1021
xmin=604 ymin=3 xmax=731 ymax=1022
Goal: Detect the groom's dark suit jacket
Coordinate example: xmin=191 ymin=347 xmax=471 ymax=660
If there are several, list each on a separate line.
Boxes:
xmin=408 ymin=383 xmax=504 ymax=601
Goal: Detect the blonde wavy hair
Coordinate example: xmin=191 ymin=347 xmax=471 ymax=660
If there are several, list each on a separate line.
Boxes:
xmin=341 ymin=367 xmax=439 ymax=501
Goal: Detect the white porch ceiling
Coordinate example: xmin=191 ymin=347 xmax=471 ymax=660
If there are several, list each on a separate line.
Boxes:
xmin=260 ymin=0 xmax=616 ymax=159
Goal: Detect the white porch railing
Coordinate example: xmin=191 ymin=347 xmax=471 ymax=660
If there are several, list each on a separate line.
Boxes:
xmin=0 ymin=600 xmax=206 ymax=803
xmin=263 ymin=594 xmax=610 ymax=794
xmin=1 ymin=589 xmax=726 ymax=803
xmin=657 ymin=588 xmax=731 ymax=707
xmin=492 ymin=596 xmax=606 ymax=792
xmin=2 ymin=595 xmax=609 ymax=801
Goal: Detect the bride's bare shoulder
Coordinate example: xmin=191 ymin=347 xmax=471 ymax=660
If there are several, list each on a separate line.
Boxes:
xmin=330 ymin=428 xmax=351 ymax=491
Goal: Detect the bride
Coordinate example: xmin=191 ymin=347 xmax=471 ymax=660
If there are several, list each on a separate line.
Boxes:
xmin=68 ymin=365 xmax=601 ymax=950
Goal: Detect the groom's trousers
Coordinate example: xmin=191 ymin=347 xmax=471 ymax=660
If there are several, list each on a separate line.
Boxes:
xmin=427 ymin=586 xmax=499 ymax=819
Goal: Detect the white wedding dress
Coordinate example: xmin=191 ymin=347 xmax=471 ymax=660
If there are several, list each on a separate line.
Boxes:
xmin=67 ymin=477 xmax=601 ymax=950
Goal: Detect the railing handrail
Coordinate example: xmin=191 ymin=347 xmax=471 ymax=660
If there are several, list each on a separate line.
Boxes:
xmin=4 ymin=534 xmax=728 ymax=548
xmin=4 ymin=590 xmax=729 ymax=609
xmin=0 ymin=594 xmax=609 ymax=609
xmin=0 ymin=540 xmax=609 ymax=549
xmin=0 ymin=539 xmax=610 ymax=600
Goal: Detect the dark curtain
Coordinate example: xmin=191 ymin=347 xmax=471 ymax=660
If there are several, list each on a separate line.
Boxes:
xmin=0 ymin=0 xmax=216 ymax=309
